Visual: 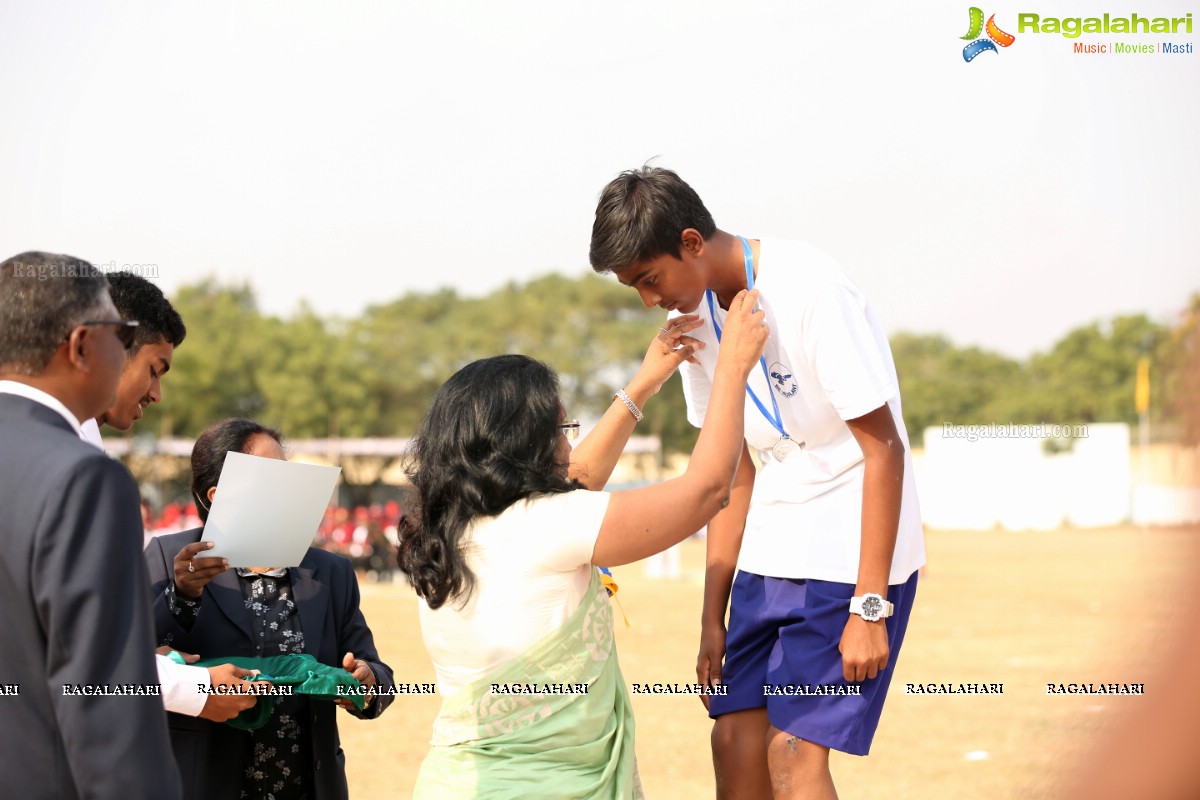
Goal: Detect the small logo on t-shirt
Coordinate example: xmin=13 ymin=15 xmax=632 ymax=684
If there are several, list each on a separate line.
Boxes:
xmin=769 ymin=363 xmax=798 ymax=398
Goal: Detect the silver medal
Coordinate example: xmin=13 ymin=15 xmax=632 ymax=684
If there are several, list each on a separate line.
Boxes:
xmin=772 ymin=437 xmax=800 ymax=460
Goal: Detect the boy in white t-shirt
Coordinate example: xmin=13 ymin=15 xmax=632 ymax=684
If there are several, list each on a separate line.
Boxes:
xmin=590 ymin=167 xmax=925 ymax=799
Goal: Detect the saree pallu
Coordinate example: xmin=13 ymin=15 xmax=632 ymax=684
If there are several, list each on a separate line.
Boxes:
xmin=414 ymin=572 xmax=643 ymax=799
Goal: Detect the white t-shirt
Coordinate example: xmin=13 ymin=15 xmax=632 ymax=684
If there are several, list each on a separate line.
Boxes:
xmin=677 ymin=238 xmax=925 ymax=585
xmin=418 ymin=490 xmax=611 ymax=697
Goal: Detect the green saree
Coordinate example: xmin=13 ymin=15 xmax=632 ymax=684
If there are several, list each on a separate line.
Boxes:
xmin=414 ymin=572 xmax=643 ymax=799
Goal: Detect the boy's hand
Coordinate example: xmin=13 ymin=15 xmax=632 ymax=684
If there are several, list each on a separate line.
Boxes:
xmin=695 ymin=620 xmax=726 ymax=711
xmin=198 ymin=664 xmax=266 ymax=722
xmin=838 ymin=616 xmax=889 ymax=682
xmin=155 ymin=646 xmax=199 ymax=663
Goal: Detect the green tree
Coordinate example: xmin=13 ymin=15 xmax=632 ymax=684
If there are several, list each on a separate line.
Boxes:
xmin=890 ymin=333 xmax=1024 ymax=445
xmin=1005 ymin=315 xmax=1172 ymax=427
xmin=146 ymin=274 xmax=1194 ymax=458
xmin=140 ymin=280 xmax=267 ymax=437
xmin=254 ymin=304 xmax=358 ymax=438
xmin=342 ymin=273 xmax=696 ymax=452
xmin=1164 ymin=293 xmax=1200 ymax=444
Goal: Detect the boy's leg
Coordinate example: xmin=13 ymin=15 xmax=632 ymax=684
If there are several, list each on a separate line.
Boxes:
xmin=760 ymin=572 xmax=919 ymax=796
xmin=706 ymin=571 xmax=785 ymax=799
xmin=711 ymin=708 xmax=771 ymax=799
xmin=766 ymin=727 xmax=837 ymax=800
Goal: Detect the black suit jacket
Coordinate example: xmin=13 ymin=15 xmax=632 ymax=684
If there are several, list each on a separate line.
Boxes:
xmin=144 ymin=528 xmax=395 ymax=800
xmin=0 ymin=393 xmax=181 ymax=799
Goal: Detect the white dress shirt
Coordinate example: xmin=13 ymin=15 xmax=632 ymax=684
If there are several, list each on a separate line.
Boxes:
xmin=80 ymin=416 xmax=104 ymax=448
xmin=0 ymin=380 xmax=85 ymax=437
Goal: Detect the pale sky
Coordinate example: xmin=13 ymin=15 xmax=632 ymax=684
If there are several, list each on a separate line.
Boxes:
xmin=2 ymin=0 xmax=1197 ymax=357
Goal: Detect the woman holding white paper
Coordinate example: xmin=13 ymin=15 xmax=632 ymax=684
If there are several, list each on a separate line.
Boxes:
xmin=144 ymin=417 xmax=395 ymax=800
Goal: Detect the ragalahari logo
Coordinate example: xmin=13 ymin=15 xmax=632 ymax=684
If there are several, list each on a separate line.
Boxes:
xmin=962 ymin=7 xmax=1016 ymax=61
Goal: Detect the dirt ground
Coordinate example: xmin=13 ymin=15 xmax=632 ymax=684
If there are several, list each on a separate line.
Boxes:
xmin=335 ymin=525 xmax=1197 ymax=799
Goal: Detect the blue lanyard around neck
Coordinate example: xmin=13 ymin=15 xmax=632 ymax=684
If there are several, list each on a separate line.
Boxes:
xmin=704 ymin=237 xmax=791 ymax=443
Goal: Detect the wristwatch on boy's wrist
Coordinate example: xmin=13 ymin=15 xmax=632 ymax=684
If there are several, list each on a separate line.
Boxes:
xmin=849 ymin=593 xmax=894 ymax=622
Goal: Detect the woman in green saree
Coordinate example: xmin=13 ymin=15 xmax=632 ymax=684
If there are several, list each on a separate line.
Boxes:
xmin=399 ymin=291 xmax=767 ymax=798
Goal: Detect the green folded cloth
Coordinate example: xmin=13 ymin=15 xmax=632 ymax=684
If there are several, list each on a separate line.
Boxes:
xmin=192 ymin=653 xmax=365 ymax=730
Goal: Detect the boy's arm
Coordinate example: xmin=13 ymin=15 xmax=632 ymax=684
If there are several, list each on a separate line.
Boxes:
xmin=696 ymin=442 xmax=755 ymax=708
xmin=839 ymin=404 xmax=905 ymax=682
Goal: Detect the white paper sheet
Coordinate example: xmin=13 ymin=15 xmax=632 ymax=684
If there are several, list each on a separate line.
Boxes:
xmin=203 ymin=451 xmax=341 ymax=567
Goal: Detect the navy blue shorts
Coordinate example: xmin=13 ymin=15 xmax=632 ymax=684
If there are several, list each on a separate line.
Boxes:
xmin=707 ymin=570 xmax=918 ymax=756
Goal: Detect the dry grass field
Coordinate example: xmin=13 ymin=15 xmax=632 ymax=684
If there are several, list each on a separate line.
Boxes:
xmin=336 ymin=525 xmax=1198 ymax=799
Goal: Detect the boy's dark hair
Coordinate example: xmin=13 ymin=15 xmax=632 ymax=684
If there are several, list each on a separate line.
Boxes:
xmin=0 ymin=251 xmax=109 ymax=375
xmin=106 ymin=272 xmax=186 ymax=352
xmin=191 ymin=418 xmax=283 ymax=522
xmin=589 ymin=166 xmax=716 ymax=275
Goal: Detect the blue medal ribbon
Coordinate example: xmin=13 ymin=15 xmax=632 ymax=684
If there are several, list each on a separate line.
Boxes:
xmin=704 ymin=237 xmax=792 ymax=448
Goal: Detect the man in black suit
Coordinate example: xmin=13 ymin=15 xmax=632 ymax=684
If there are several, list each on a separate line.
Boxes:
xmin=0 ymin=251 xmax=182 ymax=799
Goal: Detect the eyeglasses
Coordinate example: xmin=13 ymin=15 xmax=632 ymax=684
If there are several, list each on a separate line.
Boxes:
xmin=559 ymin=420 xmax=580 ymax=441
xmin=76 ymin=319 xmax=140 ymax=350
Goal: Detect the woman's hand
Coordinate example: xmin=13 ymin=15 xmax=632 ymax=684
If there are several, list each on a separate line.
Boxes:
xmin=337 ymin=651 xmax=377 ymax=709
xmin=713 ymin=290 xmax=768 ymax=379
xmin=570 ymin=314 xmax=704 ymax=490
xmin=173 ymin=541 xmax=228 ymax=600
xmin=627 ymin=314 xmax=705 ymax=398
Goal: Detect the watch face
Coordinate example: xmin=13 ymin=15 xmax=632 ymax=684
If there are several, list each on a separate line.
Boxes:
xmin=862 ymin=595 xmax=883 ymax=619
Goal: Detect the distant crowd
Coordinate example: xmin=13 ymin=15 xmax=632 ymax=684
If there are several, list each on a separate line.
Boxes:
xmin=143 ymin=500 xmax=403 ymax=581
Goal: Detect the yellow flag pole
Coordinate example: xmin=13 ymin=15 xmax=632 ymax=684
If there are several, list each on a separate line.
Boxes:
xmin=1135 ymin=357 xmax=1150 ymax=415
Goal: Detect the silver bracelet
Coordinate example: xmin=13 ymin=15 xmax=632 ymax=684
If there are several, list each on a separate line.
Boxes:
xmin=613 ymin=388 xmax=643 ymax=422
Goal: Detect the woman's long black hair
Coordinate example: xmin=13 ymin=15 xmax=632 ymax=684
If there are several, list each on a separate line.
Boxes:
xmin=398 ymin=355 xmax=580 ymax=609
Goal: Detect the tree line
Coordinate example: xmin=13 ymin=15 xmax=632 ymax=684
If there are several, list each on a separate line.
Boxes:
xmin=139 ymin=275 xmax=1199 ymax=453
